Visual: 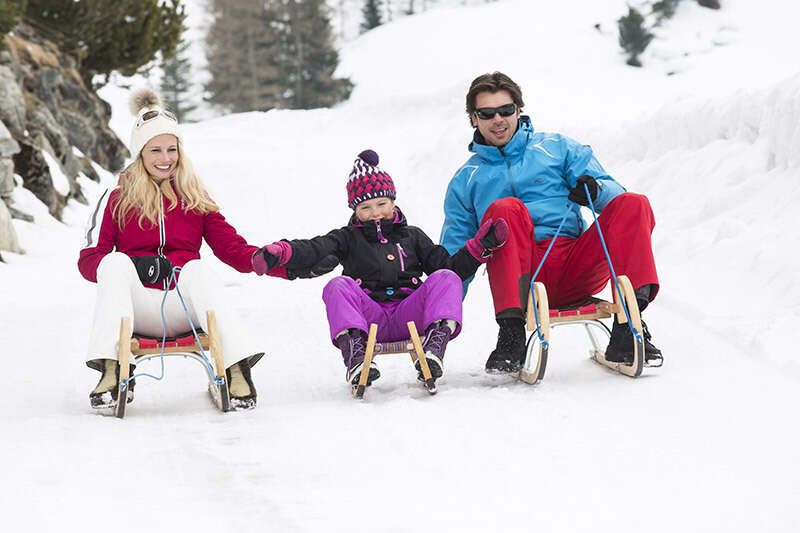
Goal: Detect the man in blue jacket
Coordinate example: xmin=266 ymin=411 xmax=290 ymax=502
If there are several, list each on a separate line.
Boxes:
xmin=440 ymin=72 xmax=661 ymax=373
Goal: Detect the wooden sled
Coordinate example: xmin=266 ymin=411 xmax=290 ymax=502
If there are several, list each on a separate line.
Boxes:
xmin=353 ymin=321 xmax=437 ymax=399
xmin=522 ymin=275 xmax=659 ymax=383
xmin=114 ymin=310 xmax=230 ymax=418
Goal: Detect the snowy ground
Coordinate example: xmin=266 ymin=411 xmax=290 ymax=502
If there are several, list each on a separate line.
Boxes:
xmin=2 ymin=1 xmax=799 ymax=531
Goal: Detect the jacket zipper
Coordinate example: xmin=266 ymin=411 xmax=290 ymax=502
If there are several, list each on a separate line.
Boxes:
xmin=396 ymin=243 xmax=406 ymax=271
xmin=499 ymin=147 xmax=517 ymax=197
xmin=375 ymin=220 xmax=388 ymax=244
xmin=157 ymin=192 xmax=168 ymax=290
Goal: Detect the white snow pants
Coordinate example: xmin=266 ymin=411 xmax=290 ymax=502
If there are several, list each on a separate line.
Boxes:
xmin=85 ymin=252 xmax=259 ymax=369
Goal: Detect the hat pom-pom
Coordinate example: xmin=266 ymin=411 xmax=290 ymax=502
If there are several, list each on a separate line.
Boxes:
xmin=129 ymin=88 xmax=162 ymax=115
xmin=358 ymin=149 xmax=379 ymax=166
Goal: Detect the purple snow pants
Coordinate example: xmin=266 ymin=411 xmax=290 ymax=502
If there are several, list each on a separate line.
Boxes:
xmin=322 ymin=270 xmax=464 ymax=344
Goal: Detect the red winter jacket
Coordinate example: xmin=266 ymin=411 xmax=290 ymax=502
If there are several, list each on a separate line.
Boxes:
xmin=78 ymin=188 xmax=258 ymax=290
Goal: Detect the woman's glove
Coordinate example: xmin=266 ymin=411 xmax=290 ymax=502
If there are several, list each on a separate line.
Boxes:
xmin=252 ymin=241 xmax=293 ymax=275
xmin=466 ymin=217 xmax=509 ymax=261
xmin=131 ymin=255 xmax=174 ymax=284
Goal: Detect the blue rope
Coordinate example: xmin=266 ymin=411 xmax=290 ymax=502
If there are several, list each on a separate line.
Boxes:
xmin=528 ymin=207 xmax=571 ymax=349
xmin=120 ymin=266 xmax=223 ymax=391
xmin=583 ymin=184 xmax=643 ymax=343
xmin=528 ymin=184 xmax=644 ymax=348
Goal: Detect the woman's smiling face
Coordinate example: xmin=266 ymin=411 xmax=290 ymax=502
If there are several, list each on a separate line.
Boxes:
xmin=141 ymin=134 xmax=179 ymax=181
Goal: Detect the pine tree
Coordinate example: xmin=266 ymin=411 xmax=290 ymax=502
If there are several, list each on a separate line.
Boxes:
xmin=205 ymin=0 xmax=283 ymax=112
xmin=160 ymin=39 xmax=196 ymax=122
xmin=618 ymin=6 xmax=653 ymax=67
xmin=361 ymin=0 xmax=383 ymax=33
xmin=206 ymin=0 xmax=351 ymax=112
xmin=278 ymin=0 xmax=353 ymax=109
xmin=21 ymin=0 xmax=185 ymax=87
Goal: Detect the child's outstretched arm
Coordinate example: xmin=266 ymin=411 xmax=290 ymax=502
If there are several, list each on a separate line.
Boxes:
xmin=252 ymin=229 xmax=348 ymax=279
xmin=419 ymin=218 xmax=508 ymax=280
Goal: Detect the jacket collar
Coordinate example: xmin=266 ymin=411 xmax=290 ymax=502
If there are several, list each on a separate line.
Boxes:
xmin=349 ymin=207 xmax=407 ymax=243
xmin=468 ymin=115 xmax=533 ymax=163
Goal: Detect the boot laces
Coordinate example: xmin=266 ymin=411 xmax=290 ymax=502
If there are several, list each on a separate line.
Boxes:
xmin=424 ymin=327 xmax=449 ymax=356
xmin=347 ymin=333 xmax=366 ymax=367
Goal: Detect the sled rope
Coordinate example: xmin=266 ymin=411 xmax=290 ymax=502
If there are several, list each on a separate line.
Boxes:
xmin=528 ymin=207 xmax=571 ymax=348
xmin=583 ymin=183 xmax=642 ymax=343
xmin=121 ymin=267 xmax=224 ymax=391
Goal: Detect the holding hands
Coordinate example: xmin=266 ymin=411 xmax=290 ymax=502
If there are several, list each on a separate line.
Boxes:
xmin=466 ymin=217 xmax=509 ymax=262
xmin=251 ymin=243 xmax=286 ymax=275
xmin=252 ymin=241 xmax=339 ymax=279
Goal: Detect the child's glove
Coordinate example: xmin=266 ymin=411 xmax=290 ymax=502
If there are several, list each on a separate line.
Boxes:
xmin=131 ymin=255 xmax=174 ymax=284
xmin=567 ymin=175 xmax=599 ymax=206
xmin=466 ymin=217 xmax=509 ymax=262
xmin=252 ymin=241 xmax=292 ymax=275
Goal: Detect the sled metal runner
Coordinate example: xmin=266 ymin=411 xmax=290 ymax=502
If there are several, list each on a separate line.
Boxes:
xmin=353 ymin=321 xmax=437 ymax=399
xmin=114 ymin=310 xmax=230 ymax=418
xmin=522 ymin=275 xmax=661 ymax=384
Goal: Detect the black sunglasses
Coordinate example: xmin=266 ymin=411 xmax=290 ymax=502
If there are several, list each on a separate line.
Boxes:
xmin=136 ymin=109 xmax=178 ymax=128
xmin=474 ymin=103 xmax=517 ymax=120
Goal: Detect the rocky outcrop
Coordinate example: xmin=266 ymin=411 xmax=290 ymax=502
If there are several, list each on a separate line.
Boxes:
xmin=0 ymin=23 xmax=128 ymax=257
xmin=0 ymin=116 xmax=21 ymax=256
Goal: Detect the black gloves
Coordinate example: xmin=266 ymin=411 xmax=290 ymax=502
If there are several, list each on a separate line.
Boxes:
xmin=287 ymin=255 xmax=339 ymax=280
xmin=568 ymin=175 xmax=599 ymax=206
xmin=131 ymin=255 xmax=174 ymax=284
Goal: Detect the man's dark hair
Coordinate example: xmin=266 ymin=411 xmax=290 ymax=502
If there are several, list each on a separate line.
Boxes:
xmin=465 ymin=72 xmax=525 ymax=118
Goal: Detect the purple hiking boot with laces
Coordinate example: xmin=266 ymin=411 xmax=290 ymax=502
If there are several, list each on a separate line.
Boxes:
xmin=415 ymin=320 xmax=455 ymax=382
xmin=335 ymin=329 xmax=380 ymax=385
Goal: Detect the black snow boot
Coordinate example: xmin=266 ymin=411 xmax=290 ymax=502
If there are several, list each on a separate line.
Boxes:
xmin=335 ymin=329 xmax=380 ymax=386
xmin=89 ymin=358 xmax=135 ymax=409
xmin=604 ymin=320 xmax=662 ymax=363
xmin=227 ymin=360 xmax=257 ymax=410
xmin=485 ymin=317 xmax=527 ymax=373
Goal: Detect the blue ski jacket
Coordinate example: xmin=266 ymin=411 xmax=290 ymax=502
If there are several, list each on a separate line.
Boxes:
xmin=440 ymin=116 xmax=625 ymax=254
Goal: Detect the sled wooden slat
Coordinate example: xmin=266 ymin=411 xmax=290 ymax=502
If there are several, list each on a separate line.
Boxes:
xmin=130 ymin=334 xmax=210 ymax=356
xmin=353 ymin=321 xmax=435 ymax=399
xmin=115 ymin=317 xmax=133 ymax=419
xmin=373 ymin=340 xmax=416 ymax=355
xmin=548 ymin=301 xmax=614 ymax=324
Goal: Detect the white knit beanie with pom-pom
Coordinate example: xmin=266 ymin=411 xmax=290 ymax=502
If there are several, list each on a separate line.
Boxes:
xmin=128 ymin=88 xmax=182 ymax=158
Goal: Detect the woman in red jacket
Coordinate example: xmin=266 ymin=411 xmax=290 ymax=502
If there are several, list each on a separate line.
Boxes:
xmin=79 ymin=89 xmax=263 ymax=411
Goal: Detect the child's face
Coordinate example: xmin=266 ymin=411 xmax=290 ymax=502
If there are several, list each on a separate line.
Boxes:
xmin=355 ymin=197 xmax=395 ymax=222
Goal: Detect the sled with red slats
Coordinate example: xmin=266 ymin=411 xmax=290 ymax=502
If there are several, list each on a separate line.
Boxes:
xmin=114 ymin=310 xmax=230 ymax=418
xmin=521 ymin=275 xmax=661 ymax=384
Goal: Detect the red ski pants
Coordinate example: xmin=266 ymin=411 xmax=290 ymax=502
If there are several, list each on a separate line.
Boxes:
xmin=483 ymin=193 xmax=659 ymax=316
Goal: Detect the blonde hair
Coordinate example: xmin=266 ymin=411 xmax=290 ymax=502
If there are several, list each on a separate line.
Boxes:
xmin=112 ymin=142 xmax=219 ymax=228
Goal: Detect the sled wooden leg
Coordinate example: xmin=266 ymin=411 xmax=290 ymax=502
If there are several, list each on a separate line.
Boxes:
xmin=353 ymin=324 xmax=378 ymax=399
xmin=521 ymin=282 xmax=550 ymax=384
xmin=207 ymin=311 xmax=231 ymax=411
xmin=593 ymin=276 xmax=644 ymax=377
xmin=407 ymin=322 xmax=436 ymax=394
xmin=115 ymin=317 xmax=132 ymax=419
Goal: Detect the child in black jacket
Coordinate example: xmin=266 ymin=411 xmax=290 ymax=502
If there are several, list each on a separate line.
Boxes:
xmin=254 ymin=150 xmax=507 ymax=386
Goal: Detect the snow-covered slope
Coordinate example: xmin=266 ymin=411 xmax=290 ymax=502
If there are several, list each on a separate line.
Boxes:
xmin=2 ymin=1 xmax=799 ymax=531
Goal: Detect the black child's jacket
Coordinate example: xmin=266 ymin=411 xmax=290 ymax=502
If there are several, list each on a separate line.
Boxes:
xmin=283 ymin=208 xmax=481 ymax=302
